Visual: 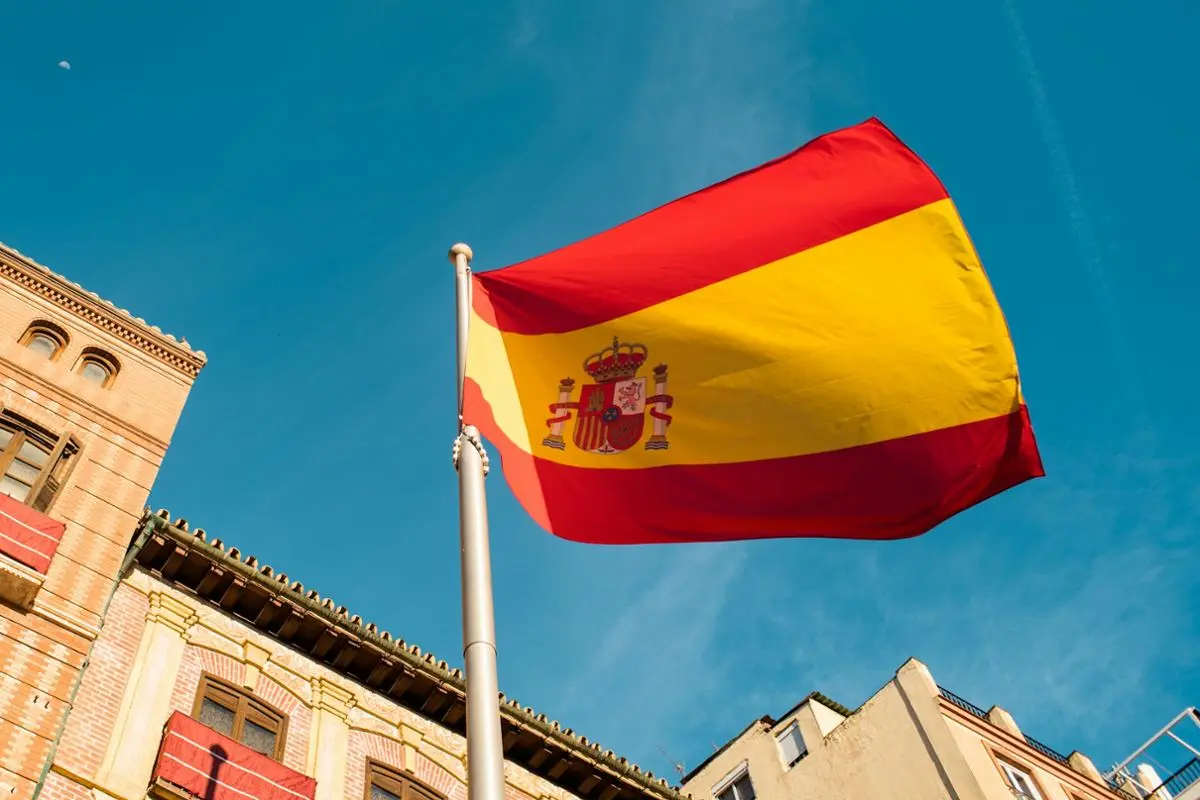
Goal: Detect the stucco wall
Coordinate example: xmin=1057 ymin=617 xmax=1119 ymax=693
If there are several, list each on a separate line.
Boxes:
xmin=942 ymin=707 xmax=1117 ymax=800
xmin=683 ymin=685 xmax=959 ymax=800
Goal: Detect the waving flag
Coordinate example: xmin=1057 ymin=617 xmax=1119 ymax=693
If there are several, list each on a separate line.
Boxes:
xmin=463 ymin=118 xmax=1043 ymax=545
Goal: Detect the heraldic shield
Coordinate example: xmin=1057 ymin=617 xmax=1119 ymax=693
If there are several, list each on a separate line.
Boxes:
xmin=575 ymin=378 xmax=647 ymax=453
xmin=542 ymin=337 xmax=674 ymax=454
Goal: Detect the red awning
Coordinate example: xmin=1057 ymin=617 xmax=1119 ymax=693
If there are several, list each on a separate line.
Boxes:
xmin=154 ymin=711 xmax=317 ymax=800
xmin=0 ymin=493 xmax=65 ymax=574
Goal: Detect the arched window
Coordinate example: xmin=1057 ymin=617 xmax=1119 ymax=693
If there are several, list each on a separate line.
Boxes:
xmin=75 ymin=347 xmax=120 ymax=387
xmin=365 ymin=760 xmax=445 ymax=800
xmin=193 ymin=674 xmax=288 ymax=760
xmin=18 ymin=320 xmax=69 ymax=360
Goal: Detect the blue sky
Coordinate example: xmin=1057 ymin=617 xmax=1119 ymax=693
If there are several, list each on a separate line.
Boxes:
xmin=2 ymin=0 xmax=1196 ymax=781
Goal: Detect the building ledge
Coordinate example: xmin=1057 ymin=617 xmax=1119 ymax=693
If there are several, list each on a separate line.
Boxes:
xmin=0 ymin=551 xmax=44 ymax=608
xmin=135 ymin=510 xmax=685 ymax=800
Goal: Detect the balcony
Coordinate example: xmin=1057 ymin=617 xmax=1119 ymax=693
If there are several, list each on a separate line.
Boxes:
xmin=1152 ymin=757 xmax=1200 ymax=800
xmin=151 ymin=711 xmax=317 ymax=800
xmin=0 ymin=492 xmax=65 ymax=607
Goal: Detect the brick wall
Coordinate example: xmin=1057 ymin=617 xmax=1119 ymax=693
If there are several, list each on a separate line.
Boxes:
xmin=346 ymin=730 xmax=407 ymax=799
xmin=254 ymin=672 xmax=312 ymax=773
xmin=0 ymin=246 xmax=201 ymax=800
xmin=32 ymin=770 xmax=88 ymax=800
xmin=54 ymin=585 xmax=148 ymax=777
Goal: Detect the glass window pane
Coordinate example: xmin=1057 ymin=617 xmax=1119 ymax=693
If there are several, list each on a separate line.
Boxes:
xmin=198 ymin=697 xmax=236 ymax=736
xmin=27 ymin=334 xmax=58 ymax=358
xmin=717 ymin=788 xmax=735 ymax=800
xmin=371 ymin=785 xmax=402 ymax=800
xmin=17 ymin=440 xmax=50 ymax=468
xmin=734 ymin=775 xmax=755 ymax=800
xmin=241 ymin=718 xmax=277 ymax=755
xmin=1004 ymin=766 xmax=1040 ymax=799
xmin=0 ymin=429 xmax=13 ymax=450
xmin=0 ymin=474 xmax=31 ymax=502
xmin=81 ymin=361 xmax=110 ymax=384
xmin=7 ymin=459 xmax=41 ymax=484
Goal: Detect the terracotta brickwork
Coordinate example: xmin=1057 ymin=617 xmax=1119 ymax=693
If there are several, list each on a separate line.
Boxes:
xmin=346 ymin=730 xmax=408 ymax=797
xmin=46 ymin=569 xmax=600 ymax=800
xmin=32 ymin=770 xmax=88 ymax=800
xmin=0 ymin=243 xmax=203 ymax=800
xmin=53 ymin=586 xmax=148 ymax=778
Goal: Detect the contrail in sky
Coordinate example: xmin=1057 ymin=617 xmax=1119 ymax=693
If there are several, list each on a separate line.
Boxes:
xmin=1001 ymin=0 xmax=1151 ymax=434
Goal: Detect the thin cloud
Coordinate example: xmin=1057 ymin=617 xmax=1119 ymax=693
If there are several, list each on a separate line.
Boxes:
xmin=1001 ymin=0 xmax=1148 ymax=432
xmin=57 ymin=60 xmax=71 ymax=70
xmin=550 ymin=544 xmax=748 ymax=764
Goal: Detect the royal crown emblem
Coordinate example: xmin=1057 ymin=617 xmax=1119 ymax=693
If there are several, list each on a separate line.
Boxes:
xmin=542 ymin=336 xmax=675 ymax=454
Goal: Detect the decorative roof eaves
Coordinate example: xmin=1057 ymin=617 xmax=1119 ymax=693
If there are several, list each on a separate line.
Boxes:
xmin=0 ymin=242 xmax=207 ymax=378
xmin=140 ymin=509 xmax=687 ymax=800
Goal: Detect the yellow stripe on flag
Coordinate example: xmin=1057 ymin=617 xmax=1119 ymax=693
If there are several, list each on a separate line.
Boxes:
xmin=468 ymin=198 xmax=1021 ymax=468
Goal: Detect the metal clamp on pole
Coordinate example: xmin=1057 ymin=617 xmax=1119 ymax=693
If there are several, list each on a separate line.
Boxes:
xmin=449 ymin=243 xmax=506 ymax=800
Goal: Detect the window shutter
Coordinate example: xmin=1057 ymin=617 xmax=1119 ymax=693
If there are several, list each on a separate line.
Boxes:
xmin=777 ymin=723 xmax=806 ymax=766
xmin=27 ymin=434 xmax=71 ymax=513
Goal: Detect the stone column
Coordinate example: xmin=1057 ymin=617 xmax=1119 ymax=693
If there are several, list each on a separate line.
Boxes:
xmin=96 ymin=591 xmax=197 ymax=799
xmin=307 ymin=677 xmax=355 ymax=800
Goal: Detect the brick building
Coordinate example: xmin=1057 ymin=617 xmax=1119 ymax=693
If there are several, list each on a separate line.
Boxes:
xmin=0 ymin=241 xmax=203 ymax=798
xmin=0 ymin=241 xmax=684 ymax=800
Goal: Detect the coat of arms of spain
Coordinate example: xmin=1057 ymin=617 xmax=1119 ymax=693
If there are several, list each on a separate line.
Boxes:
xmin=542 ymin=337 xmax=675 ymax=454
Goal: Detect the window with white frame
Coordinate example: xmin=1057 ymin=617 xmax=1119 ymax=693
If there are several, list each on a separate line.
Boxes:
xmin=998 ymin=760 xmax=1043 ymax=800
xmin=776 ymin=721 xmax=807 ymax=768
xmin=714 ymin=767 xmax=755 ymax=800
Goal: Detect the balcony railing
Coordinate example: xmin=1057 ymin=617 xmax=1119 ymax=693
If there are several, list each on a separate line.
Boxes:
xmin=152 ymin=711 xmax=317 ymax=800
xmin=1154 ymin=757 xmax=1200 ymax=798
xmin=938 ymin=687 xmax=989 ymax=719
xmin=938 ymin=687 xmax=1070 ymax=765
xmin=938 ymin=688 xmax=1144 ymax=800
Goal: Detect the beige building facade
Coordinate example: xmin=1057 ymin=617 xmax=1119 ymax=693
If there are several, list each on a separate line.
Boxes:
xmin=0 ymin=240 xmax=684 ymax=800
xmin=680 ymin=659 xmax=1147 ymax=800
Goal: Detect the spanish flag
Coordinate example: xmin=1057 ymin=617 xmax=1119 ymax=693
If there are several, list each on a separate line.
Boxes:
xmin=464 ymin=118 xmax=1043 ymax=545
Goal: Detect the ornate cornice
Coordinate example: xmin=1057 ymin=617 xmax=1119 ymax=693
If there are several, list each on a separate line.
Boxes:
xmin=135 ymin=509 xmax=687 ymax=800
xmin=0 ymin=243 xmax=206 ymax=379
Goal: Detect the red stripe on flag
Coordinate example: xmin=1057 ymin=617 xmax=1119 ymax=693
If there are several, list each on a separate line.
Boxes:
xmin=472 ymin=118 xmax=949 ymax=335
xmin=465 ymin=379 xmax=1042 ymax=545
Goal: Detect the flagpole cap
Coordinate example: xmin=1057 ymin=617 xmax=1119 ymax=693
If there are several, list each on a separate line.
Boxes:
xmin=448 ymin=243 xmax=474 ymax=265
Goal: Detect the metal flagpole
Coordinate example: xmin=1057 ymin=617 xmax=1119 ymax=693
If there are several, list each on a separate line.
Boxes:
xmin=449 ymin=243 xmax=507 ymax=800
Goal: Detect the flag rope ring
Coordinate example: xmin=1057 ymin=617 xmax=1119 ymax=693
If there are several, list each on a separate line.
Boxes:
xmin=452 ymin=429 xmax=491 ymax=477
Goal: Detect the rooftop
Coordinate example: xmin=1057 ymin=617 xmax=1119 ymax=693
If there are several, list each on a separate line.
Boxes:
xmin=0 ymin=242 xmax=206 ymax=376
xmin=129 ymin=509 xmax=685 ymax=800
xmin=680 ymin=692 xmax=853 ymax=784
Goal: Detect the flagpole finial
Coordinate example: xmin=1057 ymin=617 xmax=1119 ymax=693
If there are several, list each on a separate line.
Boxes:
xmin=449 ymin=243 xmax=474 ymax=265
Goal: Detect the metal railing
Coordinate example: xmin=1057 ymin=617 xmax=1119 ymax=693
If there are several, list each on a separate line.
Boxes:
xmin=1155 ymin=757 xmax=1200 ymax=798
xmin=1023 ymin=735 xmax=1070 ymax=767
xmin=938 ymin=687 xmax=988 ymax=719
xmin=937 ymin=688 xmax=1068 ymax=766
xmin=938 ymin=687 xmax=1149 ymax=800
